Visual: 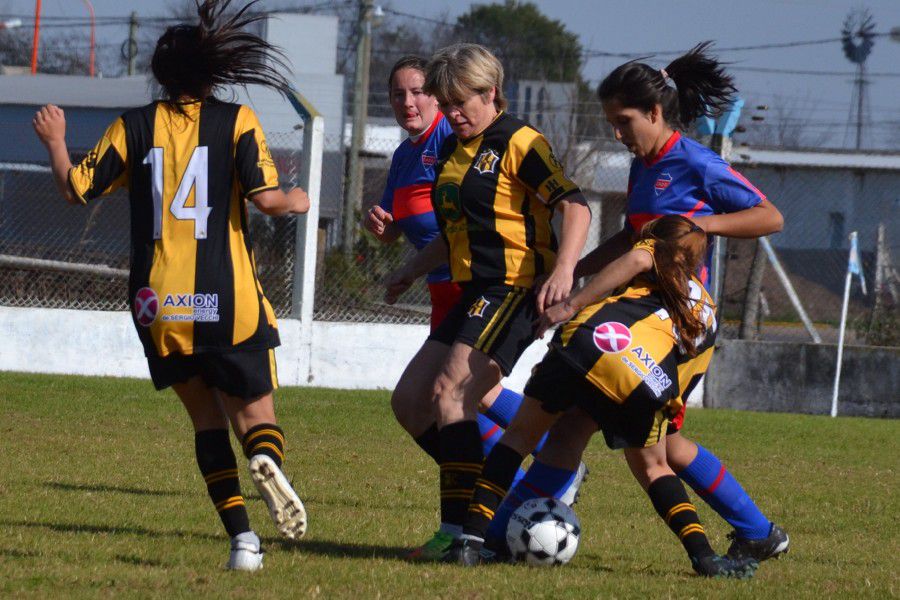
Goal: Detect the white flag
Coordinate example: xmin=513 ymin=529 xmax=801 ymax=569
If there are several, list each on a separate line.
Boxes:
xmin=848 ymin=231 xmax=867 ymax=295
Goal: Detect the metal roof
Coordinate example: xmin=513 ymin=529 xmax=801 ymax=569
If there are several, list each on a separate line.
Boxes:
xmin=731 ymin=146 xmax=900 ymax=171
xmin=0 ymin=74 xmax=155 ymax=109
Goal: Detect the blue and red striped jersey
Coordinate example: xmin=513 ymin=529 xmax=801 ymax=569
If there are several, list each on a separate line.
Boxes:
xmin=626 ymin=131 xmax=766 ymax=284
xmin=379 ymin=114 xmax=452 ymax=283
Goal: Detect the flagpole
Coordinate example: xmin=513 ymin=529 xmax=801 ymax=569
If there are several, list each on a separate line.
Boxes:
xmin=831 ymin=230 xmax=859 ymax=418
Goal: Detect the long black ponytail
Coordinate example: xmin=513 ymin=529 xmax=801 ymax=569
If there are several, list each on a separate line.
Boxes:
xmin=597 ymin=42 xmax=736 ymax=129
xmin=151 ymin=0 xmax=292 ymax=105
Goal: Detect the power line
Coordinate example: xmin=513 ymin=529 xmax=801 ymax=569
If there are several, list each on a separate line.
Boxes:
xmin=732 ymin=66 xmax=900 ymax=78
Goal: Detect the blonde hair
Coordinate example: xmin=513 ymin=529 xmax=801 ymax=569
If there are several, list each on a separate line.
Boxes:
xmin=424 ymin=43 xmax=508 ymax=111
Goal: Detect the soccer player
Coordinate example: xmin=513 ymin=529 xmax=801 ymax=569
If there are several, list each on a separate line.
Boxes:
xmin=384 ymin=43 xmax=592 ymax=561
xmin=488 ymin=42 xmax=789 ymax=563
xmin=32 ymin=0 xmax=309 ymax=571
xmin=447 ymin=215 xmax=758 ymax=578
xmin=362 ymin=56 xmax=586 ymax=508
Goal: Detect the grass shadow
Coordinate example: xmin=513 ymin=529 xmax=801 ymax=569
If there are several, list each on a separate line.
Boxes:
xmin=0 ymin=519 xmax=221 ymax=542
xmin=268 ymin=537 xmax=409 ymax=561
xmin=47 ymin=482 xmax=189 ymax=497
xmin=114 ymin=554 xmax=167 ymax=568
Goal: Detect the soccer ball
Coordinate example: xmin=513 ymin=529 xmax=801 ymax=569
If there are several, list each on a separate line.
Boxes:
xmin=506 ymin=497 xmax=581 ymax=566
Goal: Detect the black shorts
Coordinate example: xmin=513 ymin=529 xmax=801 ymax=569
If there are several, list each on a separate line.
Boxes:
xmin=524 ymin=349 xmax=668 ymax=450
xmin=428 ymin=282 xmax=538 ymax=376
xmin=147 ymin=348 xmax=279 ymax=400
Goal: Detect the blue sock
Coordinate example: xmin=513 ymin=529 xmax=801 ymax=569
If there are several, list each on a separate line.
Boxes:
xmin=477 ymin=414 xmax=526 ymax=487
xmin=484 ymin=387 xmax=548 ymax=454
xmin=678 ymin=444 xmax=771 ymax=540
xmin=485 ymin=460 xmax=576 ymax=546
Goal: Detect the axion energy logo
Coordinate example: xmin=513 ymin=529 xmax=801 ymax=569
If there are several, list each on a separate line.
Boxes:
xmin=134 ymin=287 xmax=159 ymax=327
xmin=592 ymin=321 xmax=632 ymax=353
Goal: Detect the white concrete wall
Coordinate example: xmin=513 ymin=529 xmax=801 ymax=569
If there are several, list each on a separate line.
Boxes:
xmin=0 ymin=306 xmax=549 ymax=392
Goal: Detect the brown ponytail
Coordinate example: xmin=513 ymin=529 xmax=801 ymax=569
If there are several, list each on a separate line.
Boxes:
xmin=640 ymin=215 xmax=710 ymax=355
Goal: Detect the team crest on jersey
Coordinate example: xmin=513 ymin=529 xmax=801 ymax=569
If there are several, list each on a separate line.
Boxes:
xmin=472 ymin=148 xmax=500 ymax=175
xmin=468 ymin=296 xmax=490 ymax=318
xmin=436 ymin=183 xmax=463 ymax=222
xmin=654 ymin=172 xmax=673 ymax=196
xmin=421 ymin=150 xmax=437 ymax=168
xmin=592 ymin=321 xmax=632 ymax=353
xmin=134 ymin=287 xmax=159 ymax=327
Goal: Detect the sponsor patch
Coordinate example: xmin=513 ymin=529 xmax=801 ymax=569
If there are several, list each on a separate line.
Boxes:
xmin=160 ymin=292 xmax=221 ymax=323
xmin=626 ymin=345 xmax=673 ymax=398
xmin=134 ymin=287 xmax=159 ymax=327
xmin=436 ymin=183 xmax=463 ymax=222
xmin=592 ymin=321 xmax=632 ymax=353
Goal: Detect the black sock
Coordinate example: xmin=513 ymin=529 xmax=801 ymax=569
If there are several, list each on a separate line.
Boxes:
xmin=438 ymin=420 xmax=483 ymax=528
xmin=413 ymin=423 xmax=441 ymax=465
xmin=195 ymin=429 xmax=250 ymax=538
xmin=242 ymin=423 xmax=285 ymax=468
xmin=647 ymin=475 xmax=715 ymax=560
xmin=464 ymin=442 xmax=525 ymax=540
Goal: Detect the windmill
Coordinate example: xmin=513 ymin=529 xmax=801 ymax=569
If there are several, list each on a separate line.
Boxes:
xmin=841 ymin=8 xmax=876 ymax=149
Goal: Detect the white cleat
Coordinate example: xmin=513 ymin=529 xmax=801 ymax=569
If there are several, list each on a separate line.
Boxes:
xmin=558 ymin=461 xmax=589 ymax=506
xmin=226 ymin=535 xmax=264 ymax=571
xmin=249 ymin=454 xmax=308 ymax=540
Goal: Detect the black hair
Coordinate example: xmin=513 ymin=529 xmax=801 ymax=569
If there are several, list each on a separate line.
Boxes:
xmin=387 ymin=55 xmax=428 ymax=89
xmin=151 ymin=0 xmax=292 ymax=106
xmin=597 ymin=41 xmax=736 ymax=129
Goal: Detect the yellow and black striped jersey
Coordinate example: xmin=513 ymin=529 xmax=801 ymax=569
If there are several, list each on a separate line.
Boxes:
xmin=69 ymin=100 xmax=281 ymax=358
xmin=552 ymin=240 xmax=717 ymax=416
xmin=432 ymin=112 xmax=580 ymax=287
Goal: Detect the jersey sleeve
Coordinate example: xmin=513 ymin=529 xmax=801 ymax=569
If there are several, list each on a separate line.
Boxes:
xmin=233 ymin=105 xmax=280 ymax=197
xmin=702 ymin=158 xmax=766 ymax=214
xmin=632 ymin=239 xmax=656 ymax=261
xmin=68 ymin=118 xmax=128 ymax=204
xmin=510 ymin=130 xmax=580 ymax=206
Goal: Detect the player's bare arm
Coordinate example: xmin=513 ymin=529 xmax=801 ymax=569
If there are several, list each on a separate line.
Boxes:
xmin=573 ymin=228 xmax=633 ymax=279
xmin=384 ymin=236 xmax=448 ymax=304
xmin=32 ymin=104 xmax=78 ymax=205
xmin=250 ymin=186 xmax=310 ymax=216
xmin=690 ymin=198 xmax=783 ymax=238
xmin=536 ymin=246 xmax=653 ymax=338
xmin=535 ymin=193 xmax=591 ymax=314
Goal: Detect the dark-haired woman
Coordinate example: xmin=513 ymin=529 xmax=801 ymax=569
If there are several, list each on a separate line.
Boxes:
xmin=501 ymin=42 xmax=788 ymax=564
xmin=33 ymin=0 xmax=308 ymax=571
xmin=447 ymin=216 xmax=757 ymax=578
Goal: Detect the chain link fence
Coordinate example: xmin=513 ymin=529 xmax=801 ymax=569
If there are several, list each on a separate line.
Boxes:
xmin=3 ymin=121 xmax=897 ymax=348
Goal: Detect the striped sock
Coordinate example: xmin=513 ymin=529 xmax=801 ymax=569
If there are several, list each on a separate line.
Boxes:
xmin=195 ymin=429 xmax=250 ymax=538
xmin=242 ymin=423 xmax=285 ymax=468
xmin=438 ymin=420 xmax=483 ymax=528
xmin=464 ymin=442 xmax=525 ymax=541
xmin=678 ymin=445 xmax=771 ymax=540
xmin=484 ymin=388 xmax=548 ymax=453
xmin=647 ymin=475 xmax=715 ymax=560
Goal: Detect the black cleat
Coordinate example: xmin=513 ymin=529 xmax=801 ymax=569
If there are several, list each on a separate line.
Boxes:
xmin=691 ymin=554 xmax=758 ymax=579
xmin=443 ymin=538 xmax=484 ymax=567
xmin=726 ymin=524 xmax=790 ymax=562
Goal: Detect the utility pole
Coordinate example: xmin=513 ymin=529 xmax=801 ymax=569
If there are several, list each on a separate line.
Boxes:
xmin=343 ymin=0 xmax=374 ymax=256
xmin=127 ymin=12 xmax=138 ymax=76
xmin=30 ymin=0 xmax=42 ymax=75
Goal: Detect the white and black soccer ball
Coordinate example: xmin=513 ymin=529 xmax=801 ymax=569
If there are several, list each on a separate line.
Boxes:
xmin=506 ymin=497 xmax=581 ymax=566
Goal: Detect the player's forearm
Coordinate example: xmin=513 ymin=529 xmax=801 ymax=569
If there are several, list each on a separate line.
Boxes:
xmin=694 ymin=199 xmax=783 ymax=238
xmin=568 ymin=249 xmax=652 ymax=311
xmin=251 ymin=187 xmax=309 ymax=216
xmin=45 ymin=140 xmax=77 ymax=204
xmin=553 ymin=196 xmax=592 ymax=273
xmin=574 ymin=228 xmax=632 ymax=279
xmin=406 ymin=236 xmax=448 ymax=280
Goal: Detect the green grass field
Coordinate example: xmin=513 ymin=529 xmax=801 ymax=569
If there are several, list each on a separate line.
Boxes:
xmin=1 ymin=372 xmax=897 ymax=599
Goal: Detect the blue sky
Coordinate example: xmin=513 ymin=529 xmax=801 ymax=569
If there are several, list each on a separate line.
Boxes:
xmin=3 ymin=0 xmax=899 ymax=149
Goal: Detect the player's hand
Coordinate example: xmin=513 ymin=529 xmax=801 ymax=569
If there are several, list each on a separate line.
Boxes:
xmin=534 ymin=299 xmax=577 ymax=339
xmin=384 ymin=265 xmax=415 ymax=305
xmin=32 ymin=104 xmax=67 ymax=146
xmin=535 ymin=266 xmax=574 ymax=315
xmin=287 ymin=187 xmax=310 ymax=214
xmin=364 ymin=205 xmax=394 ymax=237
